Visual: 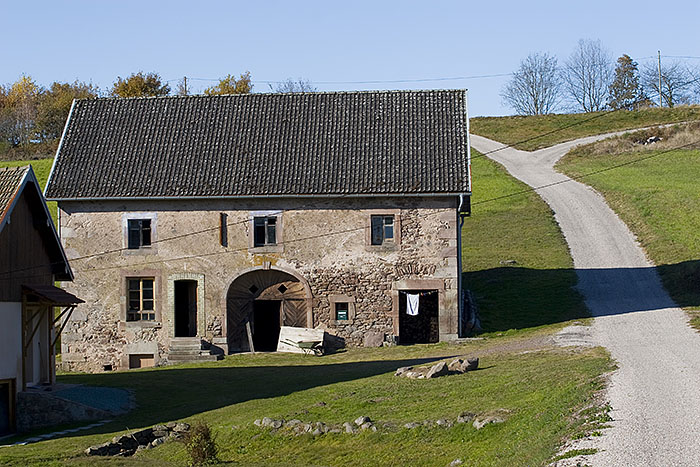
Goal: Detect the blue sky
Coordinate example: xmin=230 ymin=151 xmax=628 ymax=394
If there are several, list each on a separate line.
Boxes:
xmin=2 ymin=0 xmax=699 ymax=116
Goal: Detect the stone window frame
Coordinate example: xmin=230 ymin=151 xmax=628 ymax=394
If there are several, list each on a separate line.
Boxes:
xmin=119 ymin=269 xmax=162 ymax=328
xmin=365 ymin=209 xmax=401 ymax=251
xmin=248 ymin=210 xmax=283 ymax=253
xmin=328 ymin=294 xmax=356 ymax=326
xmin=121 ymin=212 xmax=158 ymax=256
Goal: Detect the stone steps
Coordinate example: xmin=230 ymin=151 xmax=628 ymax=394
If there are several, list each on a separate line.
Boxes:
xmin=167 ymin=338 xmax=222 ymax=364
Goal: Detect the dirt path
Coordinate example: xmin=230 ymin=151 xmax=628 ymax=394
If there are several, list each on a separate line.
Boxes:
xmin=470 ymin=133 xmax=700 ymax=466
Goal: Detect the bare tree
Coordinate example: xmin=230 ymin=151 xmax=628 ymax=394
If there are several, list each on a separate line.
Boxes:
xmin=642 ymin=60 xmax=695 ymax=107
xmin=501 ymin=52 xmax=561 ymax=115
xmin=273 ymin=78 xmax=316 ymax=93
xmin=562 ymin=39 xmax=614 ymax=112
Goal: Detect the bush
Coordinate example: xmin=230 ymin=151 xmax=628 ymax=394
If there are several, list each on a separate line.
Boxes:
xmin=182 ymin=421 xmax=218 ymax=466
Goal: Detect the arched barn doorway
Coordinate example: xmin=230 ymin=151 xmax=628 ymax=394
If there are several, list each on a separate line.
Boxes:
xmin=226 ymin=268 xmax=312 ymax=352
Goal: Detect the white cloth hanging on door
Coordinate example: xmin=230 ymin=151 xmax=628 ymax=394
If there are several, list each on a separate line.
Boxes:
xmin=406 ymin=293 xmax=420 ymax=316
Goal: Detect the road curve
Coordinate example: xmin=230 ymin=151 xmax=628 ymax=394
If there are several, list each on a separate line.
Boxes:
xmin=471 ymin=133 xmax=700 ymax=466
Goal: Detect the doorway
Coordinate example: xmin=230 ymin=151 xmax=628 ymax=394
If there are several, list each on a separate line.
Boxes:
xmin=174 ymin=280 xmax=197 ymax=337
xmin=398 ymin=290 xmax=439 ymax=344
xmin=252 ymin=300 xmax=281 ymax=351
xmin=0 ymin=380 xmax=14 ymax=436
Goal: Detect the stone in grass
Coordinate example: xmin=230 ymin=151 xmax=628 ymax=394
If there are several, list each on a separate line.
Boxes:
xmin=343 ymin=422 xmax=356 ymax=434
xmin=472 ymin=410 xmax=510 ymax=430
xmin=436 ymin=419 xmax=453 ymax=428
xmin=285 ymin=419 xmax=302 ymax=428
xmin=456 ymin=412 xmax=476 ymax=424
xmin=449 ymin=459 xmax=463 ymax=466
xmin=328 ymin=428 xmax=342 ymax=434
xmin=150 ymin=437 xmax=167 ymax=448
xmin=253 ymin=419 xmax=263 ymax=427
xmin=354 ymin=416 xmax=371 ymax=426
xmin=403 ymin=422 xmax=420 ymax=429
xmin=395 ymin=366 xmax=413 ymax=376
xmin=465 ymin=357 xmax=479 ymax=371
xmin=173 ymin=422 xmax=190 ymax=433
xmin=426 ymin=361 xmax=449 ymax=379
xmin=311 ymin=428 xmax=323 ymax=436
xmin=360 ymin=422 xmax=376 ymax=432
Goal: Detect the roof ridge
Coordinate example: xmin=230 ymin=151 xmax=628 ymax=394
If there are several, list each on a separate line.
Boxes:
xmin=78 ymin=88 xmax=466 ymax=103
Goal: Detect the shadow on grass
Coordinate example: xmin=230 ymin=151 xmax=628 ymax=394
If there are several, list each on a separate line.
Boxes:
xmin=465 ymin=260 xmax=700 ymax=332
xmin=48 ymin=355 xmax=459 ymax=440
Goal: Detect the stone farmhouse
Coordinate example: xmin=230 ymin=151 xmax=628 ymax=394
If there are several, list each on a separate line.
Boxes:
xmin=44 ymin=90 xmax=472 ymax=372
xmin=0 ymin=166 xmax=82 ymax=435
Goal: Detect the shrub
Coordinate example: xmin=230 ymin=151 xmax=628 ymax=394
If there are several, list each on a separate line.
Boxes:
xmin=182 ymin=421 xmax=218 ymax=466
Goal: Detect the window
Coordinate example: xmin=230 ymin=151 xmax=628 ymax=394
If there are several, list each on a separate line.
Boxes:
xmin=127 ymin=278 xmax=155 ymax=321
xmin=335 ymin=302 xmax=349 ymax=321
xmin=127 ymin=219 xmax=151 ymax=249
xmin=371 ymin=215 xmax=394 ymax=245
xmin=253 ymin=216 xmax=277 ymax=246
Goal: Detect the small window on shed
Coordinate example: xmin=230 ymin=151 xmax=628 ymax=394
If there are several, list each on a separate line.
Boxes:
xmin=335 ymin=302 xmax=349 ymax=321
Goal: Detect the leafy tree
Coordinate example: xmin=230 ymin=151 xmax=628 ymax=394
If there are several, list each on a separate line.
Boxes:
xmin=2 ymin=75 xmax=44 ymax=146
xmin=608 ymin=55 xmax=646 ymax=110
xmin=111 ymin=72 xmax=170 ymax=98
xmin=501 ymin=52 xmax=561 ymax=115
xmin=36 ymin=81 xmax=99 ymax=139
xmin=204 ymin=72 xmax=252 ymax=95
xmin=274 ymin=78 xmax=316 ymax=93
xmin=562 ymin=39 xmax=614 ymax=112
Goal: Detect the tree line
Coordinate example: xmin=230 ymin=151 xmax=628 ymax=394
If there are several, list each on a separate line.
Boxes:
xmin=502 ymin=40 xmax=700 ymax=115
xmin=0 ymin=71 xmax=316 ymax=151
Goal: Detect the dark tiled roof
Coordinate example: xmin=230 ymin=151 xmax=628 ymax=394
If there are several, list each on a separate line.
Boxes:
xmin=0 ymin=165 xmax=29 ymax=222
xmin=45 ymin=90 xmax=469 ymax=199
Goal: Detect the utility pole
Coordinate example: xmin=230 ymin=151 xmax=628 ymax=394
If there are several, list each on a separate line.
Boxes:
xmin=183 ymin=76 xmax=188 ymax=96
xmin=658 ymin=51 xmax=662 ymax=107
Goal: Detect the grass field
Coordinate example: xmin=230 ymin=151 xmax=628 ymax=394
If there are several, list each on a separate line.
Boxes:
xmin=0 ymin=333 xmax=611 ymax=466
xmin=0 ymin=157 xmax=56 ymax=222
xmin=557 ymin=128 xmax=700 ymax=314
xmin=463 ymin=153 xmax=588 ymax=332
xmin=471 ymin=106 xmax=700 ymax=151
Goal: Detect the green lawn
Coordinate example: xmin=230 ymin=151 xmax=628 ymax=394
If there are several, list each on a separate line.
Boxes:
xmin=1 ymin=157 xmax=56 ymax=222
xmin=463 ymin=153 xmax=588 ymax=332
xmin=557 ymin=139 xmax=700 ymax=313
xmin=471 ymin=106 xmax=700 ymax=151
xmin=1 ymin=336 xmax=611 ymax=466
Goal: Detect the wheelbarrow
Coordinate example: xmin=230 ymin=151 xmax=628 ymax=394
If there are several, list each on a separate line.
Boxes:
xmin=281 ymin=339 xmax=324 ymax=356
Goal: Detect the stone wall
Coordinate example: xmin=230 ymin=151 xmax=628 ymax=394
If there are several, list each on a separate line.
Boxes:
xmin=16 ymin=391 xmax=111 ymax=432
xmin=58 ymin=197 xmax=460 ymax=372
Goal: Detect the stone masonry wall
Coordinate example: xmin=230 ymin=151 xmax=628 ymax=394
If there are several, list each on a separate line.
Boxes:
xmin=58 ymin=197 xmax=460 ymax=372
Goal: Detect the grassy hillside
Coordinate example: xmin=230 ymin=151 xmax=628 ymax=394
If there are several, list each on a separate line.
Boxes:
xmin=557 ymin=125 xmax=700 ymax=313
xmin=1 ymin=336 xmax=611 ymax=466
xmin=0 ymin=157 xmax=56 ymax=222
xmin=471 ymin=106 xmax=700 ymax=151
xmin=463 ymin=153 xmax=588 ymax=332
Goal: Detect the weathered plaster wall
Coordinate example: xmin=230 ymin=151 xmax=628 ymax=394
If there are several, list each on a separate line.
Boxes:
xmin=58 ymin=197 xmax=460 ymax=372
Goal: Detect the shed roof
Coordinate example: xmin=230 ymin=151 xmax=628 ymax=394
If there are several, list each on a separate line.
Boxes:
xmin=44 ymin=90 xmax=470 ymax=200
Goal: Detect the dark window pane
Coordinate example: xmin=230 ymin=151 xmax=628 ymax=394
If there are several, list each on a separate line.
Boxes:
xmin=384 ymin=224 xmax=394 ymax=240
xmin=142 ymin=288 xmax=153 ymax=300
xmin=141 ymin=219 xmax=151 ymax=246
xmin=148 ymin=313 xmax=155 ymax=321
xmin=128 ymin=279 xmax=140 ymax=291
xmin=128 ymin=221 xmax=141 ymax=249
xmin=371 ymin=216 xmax=383 ymax=245
xmin=129 ymin=300 xmax=141 ymax=311
xmin=142 ymin=279 xmax=154 ymax=290
xmin=142 ymin=299 xmax=154 ymax=310
xmin=254 ymin=224 xmax=265 ymax=246
xmin=266 ymin=222 xmax=276 ymax=245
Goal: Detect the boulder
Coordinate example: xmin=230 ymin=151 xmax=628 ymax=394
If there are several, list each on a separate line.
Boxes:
xmin=395 ymin=366 xmax=413 ymax=376
xmin=448 ymin=359 xmax=465 ymax=373
xmin=131 ymin=428 xmax=153 ymax=445
xmin=436 ymin=418 xmax=452 ymax=427
xmin=360 ymin=422 xmax=376 ymax=431
xmin=472 ymin=410 xmax=509 ymax=430
xmin=173 ymin=422 xmax=190 ymax=433
xmin=150 ymin=437 xmax=166 ymax=448
xmin=261 ymin=417 xmax=273 ymax=427
xmin=343 ymin=422 xmax=356 ymax=434
xmin=426 ymin=362 xmax=449 ymax=379
xmin=403 ymin=422 xmax=420 ymax=429
xmin=285 ymin=419 xmax=302 ymax=428
xmin=363 ymin=332 xmax=384 ymax=348
xmin=354 ymin=416 xmax=371 ymax=426
xmin=465 ymin=358 xmax=479 ymax=371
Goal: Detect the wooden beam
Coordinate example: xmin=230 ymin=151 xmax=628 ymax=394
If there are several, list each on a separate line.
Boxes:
xmin=245 ymin=319 xmax=255 ymax=354
xmin=51 ymin=306 xmax=75 ymax=348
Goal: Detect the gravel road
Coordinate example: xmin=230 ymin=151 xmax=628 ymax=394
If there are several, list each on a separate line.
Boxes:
xmin=471 ymin=133 xmax=700 ymax=466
